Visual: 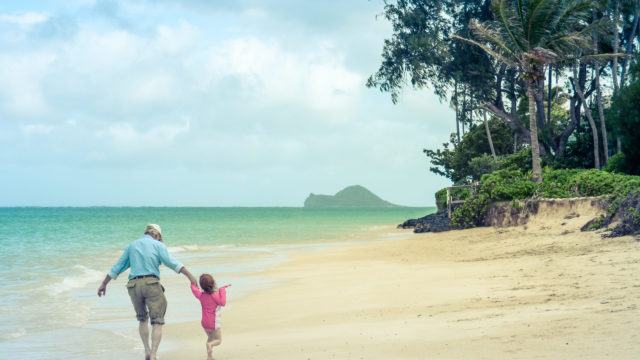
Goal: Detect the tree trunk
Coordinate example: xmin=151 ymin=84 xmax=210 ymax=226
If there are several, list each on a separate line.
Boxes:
xmin=495 ymin=64 xmax=506 ymax=110
xmin=616 ymin=136 xmax=622 ymax=153
xmin=534 ymin=77 xmax=546 ymax=130
xmin=461 ymin=85 xmax=466 ymax=135
xmin=592 ymin=11 xmax=609 ymax=164
xmin=611 ymin=0 xmax=620 ymax=95
xmin=595 ymin=67 xmax=609 ymax=163
xmin=482 ymin=102 xmax=532 ymax=147
xmin=620 ymin=9 xmax=639 ymax=89
xmin=454 ymin=80 xmax=461 ymax=144
xmin=484 ymin=110 xmax=496 ymax=159
xmin=547 ymin=65 xmax=552 ymax=125
xmin=558 ymin=64 xmax=586 ymax=158
xmin=572 ymin=76 xmax=601 ymax=169
xmin=526 ymin=84 xmax=543 ymax=182
xmin=508 ymin=69 xmax=518 ymax=116
xmin=556 ymin=97 xmax=579 ymax=158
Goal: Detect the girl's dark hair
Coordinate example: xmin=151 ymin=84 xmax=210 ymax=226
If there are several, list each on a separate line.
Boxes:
xmin=199 ymin=274 xmax=216 ymax=294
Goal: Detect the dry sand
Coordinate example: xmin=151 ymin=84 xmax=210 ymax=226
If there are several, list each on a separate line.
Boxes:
xmin=163 ymin=204 xmax=640 ymax=359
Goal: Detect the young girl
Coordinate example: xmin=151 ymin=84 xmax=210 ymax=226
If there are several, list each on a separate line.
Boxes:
xmin=191 ymin=274 xmax=230 ymax=360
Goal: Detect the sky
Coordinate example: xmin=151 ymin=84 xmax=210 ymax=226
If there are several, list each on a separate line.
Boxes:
xmin=0 ymin=0 xmax=454 ymax=207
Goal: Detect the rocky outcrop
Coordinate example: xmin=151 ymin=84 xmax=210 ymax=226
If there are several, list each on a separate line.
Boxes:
xmin=304 ymin=185 xmax=398 ymax=208
xmin=601 ymin=192 xmax=640 ymax=237
xmin=398 ymin=211 xmax=451 ymax=233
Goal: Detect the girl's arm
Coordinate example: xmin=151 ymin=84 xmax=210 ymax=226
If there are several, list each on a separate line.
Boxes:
xmin=212 ymin=286 xmax=227 ymax=306
xmin=190 ymin=283 xmax=202 ymax=299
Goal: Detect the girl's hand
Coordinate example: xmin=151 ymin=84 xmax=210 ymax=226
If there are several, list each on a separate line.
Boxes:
xmin=221 ymin=284 xmax=231 ymax=288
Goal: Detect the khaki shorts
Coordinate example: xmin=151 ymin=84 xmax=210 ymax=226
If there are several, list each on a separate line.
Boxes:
xmin=126 ymin=277 xmax=167 ymax=325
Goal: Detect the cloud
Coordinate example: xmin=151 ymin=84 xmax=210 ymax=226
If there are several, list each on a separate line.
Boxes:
xmin=0 ymin=0 xmax=454 ymax=206
xmin=0 ymin=12 xmax=49 ymax=28
xmin=203 ymin=37 xmax=362 ymax=114
xmin=99 ymin=119 xmax=191 ymax=148
xmin=0 ymin=51 xmax=55 ymax=117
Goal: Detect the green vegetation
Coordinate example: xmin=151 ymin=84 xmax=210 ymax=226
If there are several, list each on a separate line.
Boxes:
xmin=304 ymin=185 xmax=398 ymax=208
xmin=369 ymin=0 xmax=640 ymax=235
xmin=435 ymin=188 xmax=447 ymax=212
xmin=609 ymin=63 xmax=640 ymax=173
xmin=449 ymin=168 xmax=640 ymax=228
xmin=370 ymin=0 xmax=640 ymax=178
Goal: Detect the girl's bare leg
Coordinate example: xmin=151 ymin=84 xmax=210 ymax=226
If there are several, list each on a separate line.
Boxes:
xmin=206 ymin=329 xmax=222 ymax=359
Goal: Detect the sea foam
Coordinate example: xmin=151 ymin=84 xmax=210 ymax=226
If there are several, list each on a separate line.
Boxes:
xmin=46 ymin=265 xmax=104 ymax=295
xmin=167 ymin=245 xmax=200 ymax=253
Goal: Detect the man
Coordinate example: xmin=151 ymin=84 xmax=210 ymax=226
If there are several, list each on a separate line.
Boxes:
xmin=97 ymin=224 xmax=196 ymax=360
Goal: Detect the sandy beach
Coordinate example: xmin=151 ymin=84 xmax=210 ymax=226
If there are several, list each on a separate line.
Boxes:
xmin=162 ymin=207 xmax=640 ymax=359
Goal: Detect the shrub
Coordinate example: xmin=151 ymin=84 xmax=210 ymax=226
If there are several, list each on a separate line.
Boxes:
xmin=537 ymin=168 xmax=581 ymax=198
xmin=446 ymin=167 xmax=640 ymax=232
xmin=435 ymin=188 xmax=447 ymax=212
xmin=480 ymin=169 xmax=535 ymax=200
xmin=451 ymin=193 xmax=490 ymax=228
xmin=570 ymin=169 xmax=620 ymax=196
xmin=436 ymin=186 xmax=472 ymax=213
xmin=603 ymin=153 xmax=627 ymax=173
xmin=468 ymin=154 xmax=501 ymax=179
xmin=499 ymin=149 xmax=532 ymax=171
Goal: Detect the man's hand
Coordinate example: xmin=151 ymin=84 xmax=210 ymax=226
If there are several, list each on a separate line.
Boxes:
xmin=97 ymin=283 xmax=107 ymax=297
xmin=180 ymin=267 xmax=197 ymax=285
xmin=97 ymin=275 xmax=112 ymax=297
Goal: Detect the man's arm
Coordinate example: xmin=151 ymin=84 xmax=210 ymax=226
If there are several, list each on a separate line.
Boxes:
xmin=158 ymin=243 xmax=196 ymax=283
xmin=97 ymin=275 xmax=112 ymax=297
xmin=97 ymin=245 xmax=130 ymax=297
xmin=180 ymin=267 xmax=197 ymax=285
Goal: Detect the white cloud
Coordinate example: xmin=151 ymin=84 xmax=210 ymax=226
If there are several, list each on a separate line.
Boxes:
xmin=0 ymin=12 xmax=49 ymax=28
xmin=99 ymin=119 xmax=191 ymax=148
xmin=202 ymin=37 xmax=362 ymax=114
xmin=0 ymin=1 xmax=454 ymax=206
xmin=0 ymin=52 xmax=55 ymax=117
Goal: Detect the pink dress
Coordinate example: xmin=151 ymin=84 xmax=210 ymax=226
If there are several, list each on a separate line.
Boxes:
xmin=191 ymin=284 xmax=227 ymax=331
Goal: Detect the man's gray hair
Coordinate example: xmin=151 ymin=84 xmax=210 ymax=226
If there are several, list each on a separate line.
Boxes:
xmin=144 ymin=224 xmax=162 ymax=239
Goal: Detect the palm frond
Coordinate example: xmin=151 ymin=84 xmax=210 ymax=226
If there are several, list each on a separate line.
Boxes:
xmin=494 ymin=0 xmax=528 ymax=51
xmin=544 ymin=0 xmax=594 ymax=37
xmin=451 ymin=34 xmax=519 ymax=67
xmin=469 ymin=20 xmax=520 ymax=60
xmin=526 ymin=0 xmax=559 ymax=47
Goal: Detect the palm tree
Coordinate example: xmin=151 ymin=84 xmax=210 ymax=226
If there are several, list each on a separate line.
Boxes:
xmin=454 ymin=0 xmax=598 ymax=182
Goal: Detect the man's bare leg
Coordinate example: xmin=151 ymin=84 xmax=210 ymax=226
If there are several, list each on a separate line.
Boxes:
xmin=139 ymin=321 xmax=151 ymax=360
xmin=150 ymin=324 xmax=163 ymax=360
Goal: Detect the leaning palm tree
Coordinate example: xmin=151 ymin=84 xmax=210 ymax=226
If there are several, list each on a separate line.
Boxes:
xmin=454 ymin=0 xmax=598 ymax=182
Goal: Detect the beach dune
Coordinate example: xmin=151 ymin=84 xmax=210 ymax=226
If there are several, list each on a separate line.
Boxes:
xmin=164 ymin=205 xmax=640 ymax=359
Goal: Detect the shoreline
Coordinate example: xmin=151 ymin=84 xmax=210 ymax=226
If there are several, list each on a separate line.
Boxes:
xmin=161 ymin=219 xmax=640 ymax=359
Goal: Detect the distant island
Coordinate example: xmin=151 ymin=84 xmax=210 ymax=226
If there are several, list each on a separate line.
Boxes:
xmin=304 ymin=185 xmax=399 ymax=208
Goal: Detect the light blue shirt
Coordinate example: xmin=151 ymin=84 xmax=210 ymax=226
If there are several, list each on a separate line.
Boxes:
xmin=108 ymin=235 xmax=184 ymax=280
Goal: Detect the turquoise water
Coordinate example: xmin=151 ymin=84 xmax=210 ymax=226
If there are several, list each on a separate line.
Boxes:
xmin=0 ymin=207 xmax=432 ymax=359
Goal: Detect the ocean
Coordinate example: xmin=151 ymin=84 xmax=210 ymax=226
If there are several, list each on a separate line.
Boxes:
xmin=0 ymin=207 xmax=433 ymax=359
